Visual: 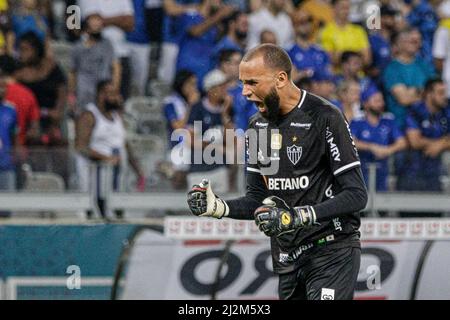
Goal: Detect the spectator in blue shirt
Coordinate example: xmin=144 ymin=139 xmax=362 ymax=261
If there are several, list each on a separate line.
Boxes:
xmin=405 ymin=0 xmax=438 ymax=64
xmin=334 ymin=51 xmax=378 ymax=102
xmin=217 ymin=49 xmax=256 ymax=192
xmin=186 ymin=69 xmax=234 ymax=193
xmin=310 ymin=70 xmax=338 ymax=105
xmin=176 ymin=0 xmax=236 ymax=87
xmin=158 ymin=0 xmax=199 ymax=84
xmin=12 ymin=0 xmax=48 ymax=44
xmin=367 ymin=5 xmax=396 ymax=87
xmin=217 ymin=49 xmax=257 ymax=132
xmin=211 ymin=11 xmax=248 ymax=67
xmin=287 ymin=10 xmax=331 ymax=84
xmin=397 ymin=78 xmax=450 ymax=192
xmin=0 ymin=74 xmax=18 ymax=193
xmin=382 ymin=28 xmax=436 ymax=131
xmin=164 ymin=69 xmax=200 ymax=189
xmin=350 ymin=87 xmax=407 ymax=191
xmin=126 ymin=0 xmax=151 ymax=96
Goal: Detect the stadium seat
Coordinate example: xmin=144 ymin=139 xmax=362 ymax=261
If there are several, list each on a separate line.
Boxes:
xmin=125 ymin=96 xmax=163 ymax=119
xmin=23 ymin=172 xmax=66 ymax=193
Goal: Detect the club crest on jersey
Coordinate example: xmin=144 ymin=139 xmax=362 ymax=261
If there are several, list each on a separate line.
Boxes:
xmin=287 ymin=144 xmax=302 ymax=165
xmin=271 ymin=133 xmax=282 ymax=150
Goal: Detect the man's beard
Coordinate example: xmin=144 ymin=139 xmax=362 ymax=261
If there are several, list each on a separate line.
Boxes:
xmin=367 ymin=108 xmax=382 ymax=117
xmin=235 ymin=30 xmax=247 ymax=41
xmin=105 ymin=101 xmax=121 ymax=112
xmin=261 ymin=88 xmax=280 ymax=123
xmin=89 ymin=32 xmax=102 ymax=41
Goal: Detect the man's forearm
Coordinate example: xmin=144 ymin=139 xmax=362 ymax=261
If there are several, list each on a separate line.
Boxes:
xmin=354 ymin=139 xmax=373 ymax=152
xmin=441 ymin=135 xmax=450 ymax=151
xmin=312 ymin=168 xmax=368 ymax=223
xmin=388 ymin=138 xmax=407 ymax=154
xmin=103 ymin=16 xmax=135 ymax=32
xmin=227 ymin=196 xmax=262 ymax=220
xmin=189 ymin=12 xmax=228 ymax=37
xmin=226 ymin=172 xmax=269 ymax=220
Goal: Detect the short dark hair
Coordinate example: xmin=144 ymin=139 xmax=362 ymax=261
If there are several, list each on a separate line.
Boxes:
xmin=96 ymin=79 xmax=112 ymax=97
xmin=331 ymin=0 xmax=347 ymax=6
xmin=172 ymin=69 xmax=196 ymax=100
xmin=340 ymin=51 xmax=361 ymax=64
xmin=222 ymin=10 xmax=244 ymax=34
xmin=0 ymin=55 xmax=18 ymax=76
xmin=242 ymin=44 xmax=292 ymax=79
xmin=218 ymin=49 xmax=241 ymax=66
xmin=18 ymin=31 xmax=45 ymax=61
xmin=424 ymin=78 xmax=444 ymax=93
xmin=391 ymin=28 xmax=413 ymax=45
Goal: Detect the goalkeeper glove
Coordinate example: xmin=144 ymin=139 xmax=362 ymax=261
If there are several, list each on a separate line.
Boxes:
xmin=254 ymin=196 xmax=317 ymax=237
xmin=187 ymin=179 xmax=229 ymax=219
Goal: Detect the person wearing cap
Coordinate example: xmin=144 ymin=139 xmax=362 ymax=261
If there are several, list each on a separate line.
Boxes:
xmin=310 ymin=69 xmax=339 ymax=105
xmin=349 ymin=87 xmax=407 ymax=191
xmin=185 ymin=68 xmax=234 ymax=193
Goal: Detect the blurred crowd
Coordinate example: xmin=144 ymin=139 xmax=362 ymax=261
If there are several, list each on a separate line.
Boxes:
xmin=0 ymin=0 xmax=450 ymax=199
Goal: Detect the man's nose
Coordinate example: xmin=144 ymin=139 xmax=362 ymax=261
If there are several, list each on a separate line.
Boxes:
xmin=242 ymin=84 xmax=252 ymax=97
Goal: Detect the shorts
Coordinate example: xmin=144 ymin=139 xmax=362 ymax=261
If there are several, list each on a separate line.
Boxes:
xmin=278 ymin=246 xmax=361 ymax=300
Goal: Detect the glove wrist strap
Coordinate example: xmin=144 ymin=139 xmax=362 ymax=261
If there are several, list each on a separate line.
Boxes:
xmin=215 ymin=199 xmax=229 ymax=218
xmin=293 ymin=206 xmax=317 ymax=227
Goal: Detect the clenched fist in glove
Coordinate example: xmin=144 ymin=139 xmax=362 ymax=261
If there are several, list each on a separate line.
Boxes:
xmin=187 ymin=179 xmax=229 ymax=219
xmin=254 ymin=196 xmax=317 ymax=237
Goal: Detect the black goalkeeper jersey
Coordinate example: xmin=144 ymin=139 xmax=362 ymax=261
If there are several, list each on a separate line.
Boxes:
xmin=241 ymin=90 xmax=363 ymax=273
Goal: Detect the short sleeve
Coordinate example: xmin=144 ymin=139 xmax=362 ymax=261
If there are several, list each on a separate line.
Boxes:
xmin=181 ymin=12 xmax=203 ymax=37
xmin=320 ymin=24 xmax=335 ymax=53
xmin=10 ymin=108 xmax=18 ymax=138
xmin=405 ymin=113 xmax=420 ymax=131
xmin=390 ymin=120 xmax=404 ymax=142
xmin=120 ymin=0 xmax=134 ymax=15
xmin=355 ymin=26 xmax=369 ymax=50
xmin=78 ymin=0 xmax=101 ymax=18
xmin=187 ymin=103 xmax=201 ymax=127
xmin=70 ymin=45 xmax=81 ymax=72
xmin=349 ymin=120 xmax=362 ymax=140
xmin=29 ymin=91 xmax=41 ymax=121
xmin=164 ymin=103 xmax=178 ymax=123
xmin=325 ymin=109 xmax=361 ymax=176
xmin=382 ymin=63 xmax=403 ymax=91
xmin=51 ymin=65 xmax=67 ymax=85
xmin=446 ymin=108 xmax=450 ymax=134
xmin=432 ymin=27 xmax=448 ymax=59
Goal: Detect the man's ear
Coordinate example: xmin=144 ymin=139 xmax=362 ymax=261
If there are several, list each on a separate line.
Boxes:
xmin=276 ymin=71 xmax=289 ymax=89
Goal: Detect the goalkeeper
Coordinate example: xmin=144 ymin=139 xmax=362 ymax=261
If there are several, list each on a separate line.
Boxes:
xmin=187 ymin=44 xmax=368 ymax=300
